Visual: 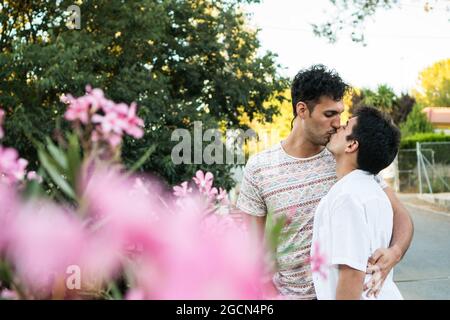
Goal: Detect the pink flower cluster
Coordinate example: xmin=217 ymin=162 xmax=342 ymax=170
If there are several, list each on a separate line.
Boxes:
xmin=0 ymin=146 xmax=28 ymax=185
xmin=0 ymin=109 xmax=42 ymax=186
xmin=0 ymin=168 xmax=265 ymax=299
xmin=173 ymin=170 xmax=229 ymax=207
xmin=308 ymin=242 xmax=328 ymax=280
xmin=61 ymin=86 xmax=144 ymax=148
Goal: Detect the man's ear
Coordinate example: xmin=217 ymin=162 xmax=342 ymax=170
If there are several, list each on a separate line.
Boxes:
xmin=296 ymin=102 xmax=309 ymax=119
xmin=345 ymin=140 xmax=359 ymax=154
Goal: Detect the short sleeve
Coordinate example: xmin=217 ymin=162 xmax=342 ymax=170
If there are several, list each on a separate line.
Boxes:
xmin=374 ymin=174 xmax=388 ymax=189
xmin=329 ymin=195 xmax=371 ymax=272
xmin=236 ymin=159 xmax=267 ymax=217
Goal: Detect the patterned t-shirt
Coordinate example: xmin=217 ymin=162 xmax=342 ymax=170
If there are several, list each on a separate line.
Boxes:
xmin=236 ymin=142 xmax=337 ymax=299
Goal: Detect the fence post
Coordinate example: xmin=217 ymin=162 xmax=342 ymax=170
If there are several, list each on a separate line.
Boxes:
xmin=416 ymin=142 xmax=422 ymax=194
xmin=394 ymin=154 xmax=400 ymax=192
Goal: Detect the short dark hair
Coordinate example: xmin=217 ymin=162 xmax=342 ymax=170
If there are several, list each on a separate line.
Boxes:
xmin=347 ymin=106 xmax=401 ymax=175
xmin=291 ymin=64 xmax=349 ymax=117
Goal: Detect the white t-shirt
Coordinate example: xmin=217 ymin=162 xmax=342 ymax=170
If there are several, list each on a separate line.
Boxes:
xmin=311 ymin=169 xmax=403 ymax=300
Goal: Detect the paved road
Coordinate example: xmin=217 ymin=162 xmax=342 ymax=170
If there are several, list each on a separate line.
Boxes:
xmin=394 ymin=195 xmax=450 ymax=300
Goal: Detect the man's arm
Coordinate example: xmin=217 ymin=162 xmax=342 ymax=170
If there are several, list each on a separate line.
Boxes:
xmin=336 ymin=265 xmax=365 ymax=300
xmin=365 ymin=186 xmax=414 ymax=296
xmin=234 ymin=210 xmax=278 ymax=298
xmin=385 ymin=186 xmax=414 ymax=258
xmin=243 ymin=213 xmax=266 ymax=242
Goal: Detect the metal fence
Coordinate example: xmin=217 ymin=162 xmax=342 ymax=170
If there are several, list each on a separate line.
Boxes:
xmin=397 ymin=142 xmax=450 ymax=193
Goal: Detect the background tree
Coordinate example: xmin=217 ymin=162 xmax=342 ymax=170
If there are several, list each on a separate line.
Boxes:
xmin=400 ymin=103 xmax=434 ymax=137
xmin=238 ymin=89 xmax=291 ymax=156
xmin=312 ymin=0 xmax=449 ymax=44
xmin=392 ymin=93 xmax=416 ymax=124
xmin=348 ymin=84 xmax=415 ymax=125
xmin=0 ymin=0 xmax=287 ymax=190
xmin=412 ymin=58 xmax=450 ymax=108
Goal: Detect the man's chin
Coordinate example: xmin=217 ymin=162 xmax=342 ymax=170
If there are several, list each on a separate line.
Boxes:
xmin=322 ymin=136 xmax=331 ymax=146
xmin=325 ymin=145 xmax=337 ymax=157
xmin=313 ymin=136 xmax=331 ymax=147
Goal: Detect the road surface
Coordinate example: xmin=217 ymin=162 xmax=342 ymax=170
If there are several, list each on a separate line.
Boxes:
xmin=394 ymin=194 xmax=450 ymax=300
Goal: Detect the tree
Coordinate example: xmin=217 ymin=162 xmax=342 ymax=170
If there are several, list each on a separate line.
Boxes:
xmin=312 ymin=0 xmax=449 ymax=44
xmin=363 ymin=84 xmax=396 ymax=112
xmin=238 ymin=89 xmax=291 ymax=156
xmin=400 ymin=103 xmax=434 ymax=137
xmin=412 ymin=58 xmax=450 ymax=108
xmin=391 ymin=93 xmax=415 ymax=125
xmin=0 ymin=0 xmax=287 ymax=190
xmin=348 ymin=84 xmax=414 ymax=125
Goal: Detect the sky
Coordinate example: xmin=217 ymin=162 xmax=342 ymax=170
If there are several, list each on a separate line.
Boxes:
xmin=243 ymin=0 xmax=450 ymax=94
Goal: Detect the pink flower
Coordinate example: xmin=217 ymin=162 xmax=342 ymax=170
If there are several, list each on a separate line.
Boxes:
xmin=125 ymin=288 xmax=145 ymax=300
xmin=92 ymin=101 xmax=144 ymax=140
xmin=84 ymin=85 xmax=107 ymax=112
xmin=7 ymin=202 xmax=86 ymax=296
xmin=123 ymin=102 xmax=144 ymax=138
xmin=308 ymin=242 xmax=328 ymax=280
xmin=81 ymin=168 xmax=164 ymax=252
xmin=192 ymin=170 xmax=214 ymax=194
xmin=62 ymin=87 xmax=145 ymax=150
xmin=26 ymin=171 xmax=43 ymax=183
xmin=105 ymin=132 xmax=122 ymax=148
xmin=0 ymin=108 xmax=5 ymax=139
xmin=131 ymin=199 xmax=265 ymax=299
xmin=62 ymin=94 xmax=91 ymax=124
xmin=0 ymin=288 xmax=18 ymax=300
xmin=0 ymin=183 xmax=18 ymax=252
xmin=91 ymin=124 xmax=122 ymax=148
xmin=0 ymin=146 xmax=28 ymax=185
xmin=216 ymin=187 xmax=229 ymax=205
xmin=208 ymin=187 xmax=218 ymax=198
xmin=173 ymin=181 xmax=192 ymax=197
xmin=92 ymin=111 xmax=126 ymax=136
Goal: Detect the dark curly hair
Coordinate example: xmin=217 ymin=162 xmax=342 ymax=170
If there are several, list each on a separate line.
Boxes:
xmin=348 ymin=106 xmax=401 ymax=175
xmin=291 ymin=64 xmax=349 ymax=117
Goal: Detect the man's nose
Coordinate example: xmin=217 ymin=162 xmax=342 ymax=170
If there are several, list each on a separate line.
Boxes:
xmin=331 ymin=118 xmax=341 ymax=130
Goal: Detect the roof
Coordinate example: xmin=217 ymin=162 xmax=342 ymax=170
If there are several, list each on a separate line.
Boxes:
xmin=422 ymin=107 xmax=450 ymax=124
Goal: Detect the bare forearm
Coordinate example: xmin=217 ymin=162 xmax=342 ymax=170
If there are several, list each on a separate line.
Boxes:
xmin=336 ymin=266 xmax=365 ymax=300
xmin=242 ymin=212 xmax=267 ymax=242
xmin=384 ymin=187 xmax=414 ymax=259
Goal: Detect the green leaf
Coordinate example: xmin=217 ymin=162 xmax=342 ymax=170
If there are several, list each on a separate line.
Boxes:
xmin=38 ymin=148 xmax=76 ymax=200
xmin=22 ymin=168 xmax=46 ymax=199
xmin=129 ymin=144 xmax=157 ymax=173
xmin=266 ymin=215 xmax=286 ymax=254
xmin=45 ymin=137 xmax=68 ymax=171
xmin=106 ymin=282 xmax=123 ymax=300
xmin=66 ymin=133 xmax=82 ymax=186
xmin=0 ymin=260 xmax=13 ymax=285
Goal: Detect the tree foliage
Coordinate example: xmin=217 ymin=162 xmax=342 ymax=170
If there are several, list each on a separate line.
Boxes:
xmin=0 ymin=0 xmax=287 ymax=190
xmin=312 ymin=0 xmax=399 ymax=44
xmin=238 ymin=89 xmax=291 ymax=155
xmin=312 ymin=0 xmax=449 ymax=44
xmin=412 ymin=58 xmax=450 ymax=108
xmin=348 ymin=84 xmax=415 ymax=125
xmin=399 ymin=103 xmax=434 ymax=137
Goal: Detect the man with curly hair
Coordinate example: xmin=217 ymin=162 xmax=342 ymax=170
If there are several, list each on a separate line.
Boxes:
xmin=312 ymin=106 xmax=403 ymax=300
xmin=236 ymin=65 xmax=413 ymax=300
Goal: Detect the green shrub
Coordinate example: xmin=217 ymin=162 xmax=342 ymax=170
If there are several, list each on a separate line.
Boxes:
xmin=400 ymin=103 xmax=434 ymax=137
xmin=400 ymin=132 xmax=450 ymax=149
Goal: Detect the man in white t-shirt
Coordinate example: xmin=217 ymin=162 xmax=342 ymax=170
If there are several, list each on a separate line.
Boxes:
xmin=311 ymin=106 xmax=403 ymax=299
xmin=236 ymin=65 xmax=413 ymax=299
